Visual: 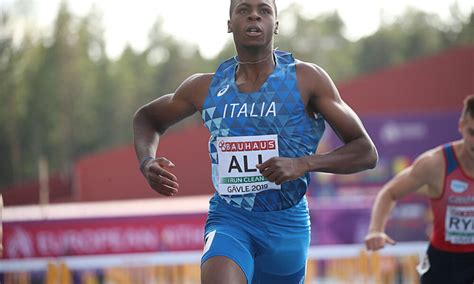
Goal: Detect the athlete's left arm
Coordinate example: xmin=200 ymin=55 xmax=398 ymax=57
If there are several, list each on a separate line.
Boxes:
xmin=299 ymin=62 xmax=378 ymax=174
xmin=257 ymin=62 xmax=377 ymax=184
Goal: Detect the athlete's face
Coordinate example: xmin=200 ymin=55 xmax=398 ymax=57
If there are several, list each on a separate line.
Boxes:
xmin=228 ymin=0 xmax=278 ymax=49
xmin=459 ymin=115 xmax=474 ymax=159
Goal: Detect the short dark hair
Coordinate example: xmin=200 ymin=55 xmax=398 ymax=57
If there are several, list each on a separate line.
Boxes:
xmin=229 ymin=0 xmax=277 ymax=18
xmin=461 ymin=94 xmax=474 ymax=120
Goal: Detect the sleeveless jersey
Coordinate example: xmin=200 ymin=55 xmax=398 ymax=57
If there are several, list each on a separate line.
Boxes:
xmin=430 ymin=143 xmax=474 ymax=252
xmin=201 ymin=50 xmax=325 ymax=212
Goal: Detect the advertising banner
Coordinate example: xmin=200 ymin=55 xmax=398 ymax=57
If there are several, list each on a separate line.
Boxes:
xmin=3 ymin=214 xmax=207 ymax=259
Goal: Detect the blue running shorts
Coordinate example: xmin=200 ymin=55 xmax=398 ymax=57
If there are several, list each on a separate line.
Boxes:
xmin=201 ymin=194 xmax=311 ymax=284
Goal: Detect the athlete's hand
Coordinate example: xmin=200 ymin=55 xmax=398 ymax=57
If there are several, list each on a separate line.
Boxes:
xmin=364 ymin=231 xmax=396 ymax=251
xmin=143 ymin=157 xmax=179 ymax=196
xmin=256 ymin=157 xmax=305 ymax=185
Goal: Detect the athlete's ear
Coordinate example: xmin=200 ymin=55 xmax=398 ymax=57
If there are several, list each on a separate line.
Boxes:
xmin=274 ymin=21 xmax=279 ymax=34
xmin=228 ymin=20 xmax=232 ymax=33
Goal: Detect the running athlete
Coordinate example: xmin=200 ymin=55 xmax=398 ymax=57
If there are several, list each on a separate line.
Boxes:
xmin=365 ymin=95 xmax=474 ymax=284
xmin=133 ymin=0 xmax=378 ymax=283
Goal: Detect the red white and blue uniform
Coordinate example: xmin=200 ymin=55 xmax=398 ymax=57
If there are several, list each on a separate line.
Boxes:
xmin=421 ymin=143 xmax=474 ymax=284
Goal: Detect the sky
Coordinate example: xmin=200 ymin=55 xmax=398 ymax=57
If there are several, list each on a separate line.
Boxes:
xmin=2 ymin=0 xmax=473 ymax=59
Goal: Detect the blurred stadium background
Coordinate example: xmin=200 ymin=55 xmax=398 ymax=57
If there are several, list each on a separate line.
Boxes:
xmin=1 ymin=1 xmax=473 ymax=283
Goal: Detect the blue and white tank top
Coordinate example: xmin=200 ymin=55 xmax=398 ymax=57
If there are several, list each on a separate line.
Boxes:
xmin=202 ymin=50 xmax=325 ymax=212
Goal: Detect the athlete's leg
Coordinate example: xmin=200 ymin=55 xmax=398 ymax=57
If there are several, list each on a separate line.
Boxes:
xmin=251 ymin=199 xmax=311 ymax=284
xmin=453 ymin=251 xmax=474 ymax=284
xmin=201 ymin=196 xmax=256 ymax=284
xmin=201 ymin=230 xmax=254 ymax=284
xmin=420 ymin=246 xmax=455 ymax=284
xmin=252 ymin=260 xmax=306 ymax=284
xmin=251 ymin=234 xmax=309 ymax=284
xmin=201 ymin=256 xmax=246 ymax=284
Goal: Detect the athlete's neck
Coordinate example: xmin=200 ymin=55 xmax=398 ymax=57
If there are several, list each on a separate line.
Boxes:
xmin=233 ymin=57 xmax=274 ymax=94
xmin=455 ymin=141 xmax=474 ymax=176
xmin=234 ymin=51 xmax=273 ymax=65
xmin=235 ymin=49 xmax=275 ymax=77
xmin=236 ymin=60 xmax=274 ymax=88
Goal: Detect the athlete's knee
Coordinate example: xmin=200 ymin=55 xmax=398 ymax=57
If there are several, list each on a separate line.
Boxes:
xmin=201 ymin=256 xmax=247 ymax=284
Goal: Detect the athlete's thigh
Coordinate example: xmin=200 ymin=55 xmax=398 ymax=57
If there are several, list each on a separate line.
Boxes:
xmin=252 ymin=257 xmax=306 ymax=284
xmin=453 ymin=253 xmax=474 ymax=284
xmin=201 ymin=197 xmax=258 ymax=284
xmin=201 ymin=230 xmax=254 ymax=284
xmin=202 ymin=255 xmax=247 ymax=284
xmin=420 ymin=247 xmax=454 ymax=284
xmin=252 ymin=226 xmax=310 ymax=283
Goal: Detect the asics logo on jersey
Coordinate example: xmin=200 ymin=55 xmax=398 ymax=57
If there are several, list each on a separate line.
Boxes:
xmin=217 ymin=85 xmax=230 ymax=97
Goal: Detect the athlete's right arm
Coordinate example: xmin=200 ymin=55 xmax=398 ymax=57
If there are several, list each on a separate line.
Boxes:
xmin=364 ymin=148 xmax=444 ymax=250
xmin=133 ymin=73 xmax=212 ymax=196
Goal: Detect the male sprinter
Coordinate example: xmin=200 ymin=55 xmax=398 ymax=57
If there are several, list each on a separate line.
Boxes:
xmin=133 ymin=0 xmax=378 ymax=283
xmin=365 ymin=95 xmax=474 ymax=284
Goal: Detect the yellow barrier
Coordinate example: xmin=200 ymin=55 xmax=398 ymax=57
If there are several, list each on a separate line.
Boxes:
xmin=4 ymin=272 xmax=30 ymax=284
xmin=44 ymin=261 xmax=72 ymax=284
xmin=303 ymin=250 xmax=419 ymax=284
xmin=80 ymin=271 xmax=99 ymax=284
xmin=2 ymin=251 xmax=420 ymax=284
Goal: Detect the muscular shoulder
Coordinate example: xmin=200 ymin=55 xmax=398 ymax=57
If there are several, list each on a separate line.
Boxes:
xmin=295 ymin=60 xmax=322 ymax=74
xmin=295 ymin=61 xmax=330 ymax=89
xmin=411 ymin=146 xmax=445 ymax=194
xmin=296 ymin=60 xmax=338 ymax=94
xmin=181 ymin=73 xmax=214 ymax=87
xmin=412 ymin=147 xmax=445 ymax=173
xmin=175 ymin=73 xmax=214 ymax=111
xmin=294 ymin=60 xmax=341 ymax=113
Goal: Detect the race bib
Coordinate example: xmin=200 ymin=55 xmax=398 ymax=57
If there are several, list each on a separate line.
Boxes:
xmin=216 ymin=135 xmax=280 ymax=195
xmin=445 ymin=205 xmax=474 ymax=244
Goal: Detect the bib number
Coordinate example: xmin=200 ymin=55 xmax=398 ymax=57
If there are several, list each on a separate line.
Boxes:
xmin=445 ymin=205 xmax=474 ymax=244
xmin=216 ymin=135 xmax=280 ymax=195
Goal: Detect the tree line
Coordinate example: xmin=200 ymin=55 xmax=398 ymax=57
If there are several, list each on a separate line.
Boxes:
xmin=0 ymin=1 xmax=473 ymax=187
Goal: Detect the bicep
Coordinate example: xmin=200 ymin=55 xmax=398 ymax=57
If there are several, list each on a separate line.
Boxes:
xmin=386 ymin=151 xmax=442 ymax=199
xmin=316 ymin=96 xmax=367 ymax=143
xmin=141 ymin=92 xmax=196 ymax=133
xmin=385 ymin=166 xmax=428 ymax=200
xmin=139 ymin=73 xmax=211 ymax=134
xmin=304 ymin=65 xmax=368 ymax=143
